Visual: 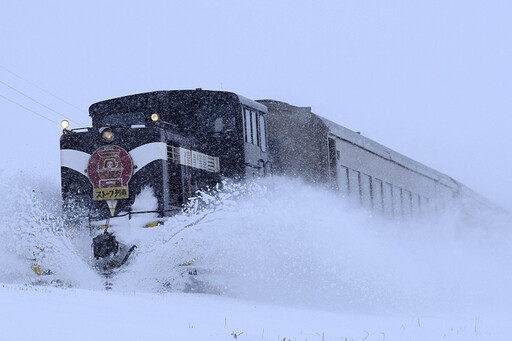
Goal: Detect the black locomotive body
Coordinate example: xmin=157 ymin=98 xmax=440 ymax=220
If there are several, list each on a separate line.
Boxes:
xmin=60 ymin=90 xmax=269 ymax=221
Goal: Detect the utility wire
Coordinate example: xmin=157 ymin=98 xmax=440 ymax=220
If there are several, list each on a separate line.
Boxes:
xmin=0 ymin=79 xmax=87 ymax=126
xmin=0 ymin=64 xmax=87 ymax=115
xmin=0 ymin=80 xmax=83 ymax=125
xmin=0 ymin=93 xmax=58 ymax=125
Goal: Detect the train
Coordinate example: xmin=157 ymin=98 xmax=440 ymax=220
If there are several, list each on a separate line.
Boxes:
xmin=59 ymin=89 xmax=497 ymax=271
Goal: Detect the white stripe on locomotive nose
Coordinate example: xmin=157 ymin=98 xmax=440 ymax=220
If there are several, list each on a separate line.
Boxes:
xmin=61 ymin=142 xmax=218 ymax=176
xmin=60 ymin=149 xmax=91 ymax=176
xmin=129 ymin=142 xmax=167 ymax=174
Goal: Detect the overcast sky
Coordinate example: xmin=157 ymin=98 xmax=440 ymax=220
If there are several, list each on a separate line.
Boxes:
xmin=1 ymin=1 xmax=511 ymax=211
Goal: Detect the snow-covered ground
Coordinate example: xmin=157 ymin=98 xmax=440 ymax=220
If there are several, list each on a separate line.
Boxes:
xmin=0 ymin=173 xmax=511 ymax=340
xmin=2 ymin=283 xmax=509 ymax=341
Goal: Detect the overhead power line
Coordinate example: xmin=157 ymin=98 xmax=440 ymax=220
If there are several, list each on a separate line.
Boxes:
xmin=0 ymin=79 xmax=87 ymax=126
xmin=1 ymin=79 xmax=67 ymax=120
xmin=0 ymin=93 xmax=57 ymax=125
xmin=0 ymin=64 xmax=87 ymax=115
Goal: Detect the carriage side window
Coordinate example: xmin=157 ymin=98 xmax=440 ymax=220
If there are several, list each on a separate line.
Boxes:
xmin=348 ymin=169 xmax=360 ymax=204
xmin=259 ymin=115 xmax=267 ymax=152
xmin=418 ymin=196 xmax=423 ymax=216
xmin=411 ymin=193 xmax=420 ymax=216
xmin=372 ymin=178 xmax=383 ymax=213
xmin=382 ymin=182 xmax=393 ymax=217
xmin=421 ymin=196 xmax=431 ymax=215
xmin=402 ymin=190 xmax=412 ymax=217
xmin=392 ymin=185 xmax=402 ymax=217
xmin=338 ymin=165 xmax=349 ymax=196
xmin=360 ymin=173 xmax=372 ymax=208
xmin=416 ymin=194 xmax=422 ymax=214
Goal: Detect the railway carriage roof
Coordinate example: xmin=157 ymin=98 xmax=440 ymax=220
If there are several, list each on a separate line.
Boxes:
xmin=317 ymin=115 xmax=457 ymax=188
xmin=319 ymin=115 xmax=504 ymax=211
xmin=259 ymin=98 xmax=459 ymax=189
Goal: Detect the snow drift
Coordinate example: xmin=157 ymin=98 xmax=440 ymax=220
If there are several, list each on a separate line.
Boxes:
xmin=0 ymin=171 xmax=511 ymax=315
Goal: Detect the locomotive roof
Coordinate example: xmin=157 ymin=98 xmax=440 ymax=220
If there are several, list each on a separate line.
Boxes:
xmin=89 ymin=90 xmax=267 ymax=116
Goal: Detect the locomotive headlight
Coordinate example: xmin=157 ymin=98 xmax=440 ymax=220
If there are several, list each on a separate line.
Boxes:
xmin=151 ymin=113 xmax=159 ymax=122
xmin=101 ymin=128 xmax=114 ymax=142
xmin=60 ymin=120 xmax=70 ymax=130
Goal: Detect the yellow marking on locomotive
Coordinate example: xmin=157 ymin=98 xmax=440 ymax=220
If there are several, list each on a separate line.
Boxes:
xmin=180 ymin=258 xmax=196 ymax=266
xmin=31 ymin=264 xmax=43 ymax=276
xmin=93 ymin=187 xmax=128 ymax=200
xmin=144 ymin=221 xmax=162 ymax=228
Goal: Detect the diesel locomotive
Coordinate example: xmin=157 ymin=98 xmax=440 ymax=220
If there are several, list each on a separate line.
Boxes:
xmin=61 ymin=90 xmax=269 ymax=221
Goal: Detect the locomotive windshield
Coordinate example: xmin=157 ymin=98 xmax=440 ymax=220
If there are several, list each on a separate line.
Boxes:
xmin=102 ymin=112 xmax=146 ymax=126
xmin=196 ymin=103 xmax=236 ymax=134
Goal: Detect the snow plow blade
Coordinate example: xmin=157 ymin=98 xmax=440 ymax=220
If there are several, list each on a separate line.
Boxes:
xmin=92 ymin=230 xmax=137 ymax=272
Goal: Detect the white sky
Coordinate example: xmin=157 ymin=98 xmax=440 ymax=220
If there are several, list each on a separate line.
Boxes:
xmin=1 ymin=1 xmax=511 ymax=211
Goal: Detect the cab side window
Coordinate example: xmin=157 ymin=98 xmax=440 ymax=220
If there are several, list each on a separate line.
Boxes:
xmin=251 ymin=111 xmax=259 ymax=146
xmin=243 ymin=108 xmax=252 ymax=144
xmin=242 ymin=107 xmax=267 ymax=151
